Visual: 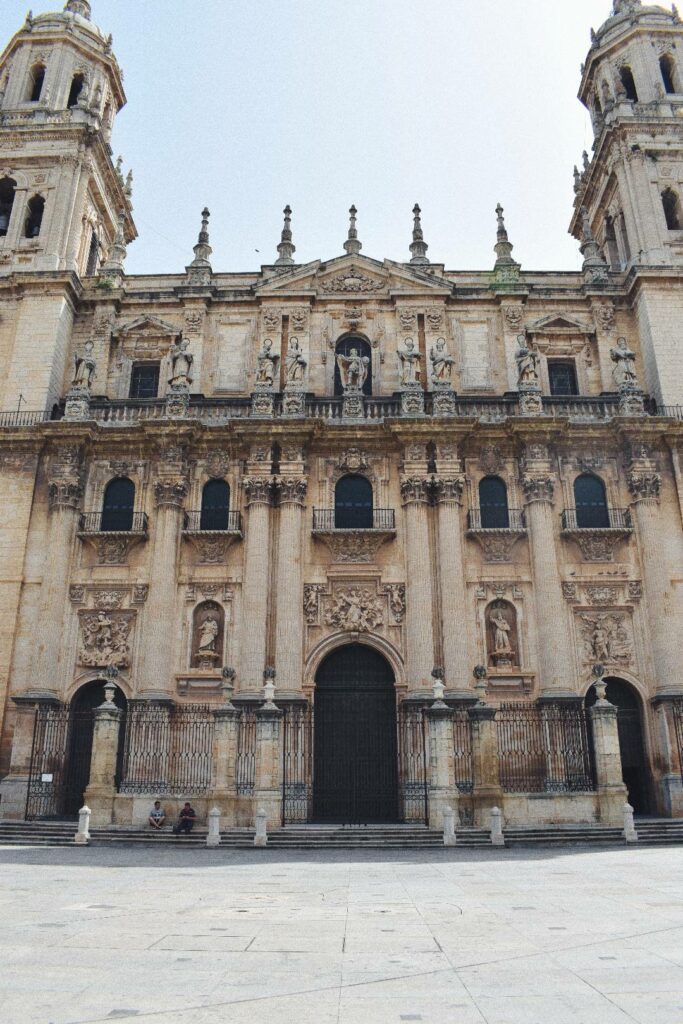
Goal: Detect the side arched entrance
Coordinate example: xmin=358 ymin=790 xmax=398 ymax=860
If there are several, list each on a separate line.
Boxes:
xmin=313 ymin=644 xmax=399 ymax=824
xmin=586 ymin=677 xmax=650 ymax=814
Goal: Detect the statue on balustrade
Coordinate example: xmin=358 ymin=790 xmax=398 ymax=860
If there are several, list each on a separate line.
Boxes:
xmin=610 ymin=337 xmax=639 ymax=389
xmin=515 ymin=334 xmax=540 ymax=387
xmin=169 ymin=337 xmax=193 ymax=388
xmin=398 ymin=338 xmax=421 ymax=386
xmin=255 ymin=339 xmax=279 ymax=388
xmin=430 ymin=337 xmax=455 ymax=385
xmin=285 ymin=337 xmax=307 ymax=385
xmin=72 ymin=340 xmax=96 ymax=391
xmin=337 ymin=346 xmax=369 ymax=392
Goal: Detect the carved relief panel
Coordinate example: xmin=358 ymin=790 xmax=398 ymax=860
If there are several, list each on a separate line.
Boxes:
xmin=303 ymin=577 xmax=405 ymax=650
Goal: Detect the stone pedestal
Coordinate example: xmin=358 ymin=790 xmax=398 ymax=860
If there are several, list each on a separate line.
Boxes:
xmin=432 ymin=384 xmax=456 ymax=417
xmin=342 ymin=388 xmax=364 ymax=420
xmin=618 ymin=385 xmax=645 ymax=417
xmin=239 ymin=478 xmax=273 ymax=693
xmin=518 ymin=383 xmax=543 ymax=416
xmin=165 ymin=385 xmax=190 ymax=418
xmin=426 ymin=704 xmax=459 ymax=829
xmin=400 ymin=383 xmax=425 ymax=416
xmin=211 ymin=704 xmax=240 ymax=796
xmin=589 ymin=699 xmax=628 ymax=825
xmin=253 ymin=705 xmax=283 ymax=828
xmin=282 ymin=386 xmax=305 ymax=416
xmin=251 ymin=388 xmax=275 ymax=417
xmin=84 ymin=701 xmax=123 ymax=827
xmin=400 ymin=478 xmax=435 ymax=695
xmin=468 ymin=704 xmax=504 ymax=826
xmin=63 ymin=386 xmax=91 ymax=421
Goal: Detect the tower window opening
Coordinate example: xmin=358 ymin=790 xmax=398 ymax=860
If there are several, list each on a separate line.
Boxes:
xmin=619 ymin=66 xmax=638 ymax=102
xmin=27 ymin=63 xmax=46 ymax=103
xmin=662 ymin=188 xmax=683 ymax=231
xmin=24 ymin=196 xmax=44 ymax=239
xmin=617 ymin=211 xmax=632 ymax=261
xmin=0 ymin=177 xmax=16 ymax=237
xmin=660 ymin=55 xmax=677 ymax=94
xmin=605 ymin=216 xmax=621 ymax=269
xmin=85 ymin=230 xmax=100 ymax=276
xmin=67 ymin=73 xmax=85 ymax=109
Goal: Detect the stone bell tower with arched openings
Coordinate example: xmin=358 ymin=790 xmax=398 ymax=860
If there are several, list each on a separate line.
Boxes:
xmin=571 ymin=0 xmax=683 ymax=407
xmin=0 ymin=0 xmax=135 ymax=409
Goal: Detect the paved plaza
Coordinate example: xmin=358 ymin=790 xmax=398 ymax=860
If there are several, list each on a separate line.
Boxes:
xmin=1 ymin=844 xmax=683 ymax=1024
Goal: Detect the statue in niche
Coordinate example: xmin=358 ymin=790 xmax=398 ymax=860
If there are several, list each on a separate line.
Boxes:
xmin=72 ymin=340 xmax=96 ymax=390
xmin=255 ymin=338 xmax=279 ymax=388
xmin=610 ymin=337 xmax=639 ymax=389
xmin=515 ymin=334 xmax=540 ymax=387
xmin=429 ymin=337 xmax=455 ymax=385
xmin=169 ymin=337 xmax=193 ymax=387
xmin=398 ymin=338 xmax=421 ymax=386
xmin=336 ymin=346 xmax=369 ymax=392
xmin=192 ymin=601 xmax=224 ymax=670
xmin=285 ymin=337 xmax=307 ymax=386
xmin=486 ymin=600 xmax=518 ymax=669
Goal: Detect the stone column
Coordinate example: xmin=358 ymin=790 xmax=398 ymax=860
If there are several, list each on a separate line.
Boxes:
xmin=589 ymin=683 xmax=628 ymax=826
xmin=84 ymin=687 xmax=123 ymax=827
xmin=425 ymin=701 xmax=459 ymax=828
xmin=274 ymin=477 xmax=307 ymax=696
xmin=137 ymin=454 xmax=188 ymax=699
xmin=239 ymin=477 xmax=273 ymax=694
xmin=468 ymin=703 xmax=504 ymax=826
xmin=521 ymin=445 xmax=576 ymax=699
xmin=401 ymin=477 xmax=435 ymax=696
xmin=434 ymin=476 xmax=470 ymax=696
xmin=211 ymin=700 xmax=240 ymax=823
xmin=651 ymin=697 xmax=683 ymax=817
xmin=253 ymin=700 xmax=283 ymax=828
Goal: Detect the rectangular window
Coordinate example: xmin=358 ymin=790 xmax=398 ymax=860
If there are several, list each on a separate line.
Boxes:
xmin=129 ymin=363 xmax=160 ymax=399
xmin=548 ymin=360 xmax=579 ymax=397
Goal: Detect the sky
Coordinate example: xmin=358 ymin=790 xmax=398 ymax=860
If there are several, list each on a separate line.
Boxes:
xmin=4 ymin=0 xmax=616 ymax=274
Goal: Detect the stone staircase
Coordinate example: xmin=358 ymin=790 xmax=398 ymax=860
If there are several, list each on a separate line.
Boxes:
xmin=249 ymin=825 xmax=491 ymax=849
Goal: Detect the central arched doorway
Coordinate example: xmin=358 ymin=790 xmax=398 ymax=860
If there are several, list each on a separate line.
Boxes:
xmin=586 ymin=677 xmax=650 ymax=814
xmin=313 ymin=644 xmax=399 ymax=824
xmin=64 ymin=681 xmax=127 ymax=817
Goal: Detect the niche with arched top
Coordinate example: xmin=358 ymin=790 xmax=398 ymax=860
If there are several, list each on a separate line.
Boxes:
xmin=0 ymin=177 xmax=16 ymax=237
xmin=334 ymin=336 xmax=372 ymax=396
xmin=486 ymin=600 xmax=519 ymax=669
xmin=191 ymin=600 xmax=225 ymax=669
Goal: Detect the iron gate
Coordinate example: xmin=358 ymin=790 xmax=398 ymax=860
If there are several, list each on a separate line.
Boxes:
xmin=673 ymin=700 xmax=683 ymax=781
xmin=496 ymin=703 xmax=595 ymax=793
xmin=397 ymin=705 xmax=428 ymax=824
xmin=282 ymin=704 xmax=313 ymax=824
xmin=26 ymin=705 xmax=95 ymax=820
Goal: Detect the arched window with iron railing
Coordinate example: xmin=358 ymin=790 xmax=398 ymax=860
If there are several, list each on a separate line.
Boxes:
xmin=479 ymin=476 xmax=510 ymax=529
xmin=200 ymin=479 xmax=230 ymax=531
xmin=574 ymin=474 xmax=609 ymax=529
xmin=335 ymin=474 xmax=373 ymax=529
xmin=101 ymin=477 xmax=135 ymax=532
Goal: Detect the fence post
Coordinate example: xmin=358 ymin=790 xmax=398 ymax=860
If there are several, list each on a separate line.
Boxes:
xmin=84 ymin=684 xmax=123 ymax=827
xmin=468 ymin=703 xmax=504 ymax=827
xmin=623 ymin=802 xmax=638 ymax=844
xmin=588 ymin=680 xmax=628 ymax=826
xmin=74 ymin=805 xmax=91 ymax=845
xmin=211 ymin=688 xmax=240 ymax=824
xmin=442 ymin=806 xmax=457 ymax=847
xmin=0 ymin=698 xmax=52 ymax=820
xmin=206 ymin=807 xmax=221 ymax=848
xmin=254 ymin=807 xmax=268 ymax=847
xmin=650 ymin=697 xmax=683 ymax=817
xmin=490 ymin=806 xmax=505 ymax=847
xmin=425 ymin=692 xmax=459 ymax=829
xmin=253 ymin=687 xmax=284 ymax=829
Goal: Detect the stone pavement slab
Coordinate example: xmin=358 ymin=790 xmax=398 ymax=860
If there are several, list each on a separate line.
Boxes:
xmin=1 ymin=844 xmax=683 ymax=1023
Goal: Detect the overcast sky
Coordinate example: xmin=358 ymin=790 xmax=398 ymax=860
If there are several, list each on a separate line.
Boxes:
xmin=5 ymin=0 xmax=615 ymax=274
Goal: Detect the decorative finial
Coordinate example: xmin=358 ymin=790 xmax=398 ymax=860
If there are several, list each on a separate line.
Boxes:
xmin=612 ymin=0 xmax=642 ymax=14
xmin=64 ymin=0 xmax=92 ymax=19
xmin=493 ymin=203 xmax=520 ymax=277
xmin=343 ymin=205 xmax=362 ymax=256
xmin=275 ymin=204 xmax=296 ymax=266
xmin=187 ymin=207 xmax=212 ymax=269
xmin=124 ymin=169 xmax=133 ymax=200
xmin=409 ymin=204 xmax=430 ymax=265
xmin=579 ymin=205 xmax=609 ymax=283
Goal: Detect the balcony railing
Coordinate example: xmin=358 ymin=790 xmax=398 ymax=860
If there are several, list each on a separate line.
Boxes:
xmin=0 ymin=409 xmax=52 ymax=428
xmin=183 ymin=510 xmax=242 ymax=533
xmin=78 ymin=512 xmax=149 ymax=535
xmin=313 ymin=508 xmax=396 ymax=531
xmin=467 ymin=508 xmax=526 ymax=531
xmin=561 ymin=507 xmax=632 ymax=531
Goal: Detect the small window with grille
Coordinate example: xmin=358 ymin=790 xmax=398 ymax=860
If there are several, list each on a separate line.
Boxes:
xmin=129 ymin=363 xmax=160 ymax=399
xmin=548 ymin=360 xmax=579 ymax=396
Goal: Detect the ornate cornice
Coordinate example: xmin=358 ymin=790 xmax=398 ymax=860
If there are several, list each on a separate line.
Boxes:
xmin=278 ymin=477 xmax=308 ymax=506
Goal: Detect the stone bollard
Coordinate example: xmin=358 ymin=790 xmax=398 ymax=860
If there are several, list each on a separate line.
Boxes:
xmin=207 ymin=807 xmax=221 ymax=848
xmin=254 ymin=807 xmax=268 ymax=848
xmin=490 ymin=806 xmax=505 ymax=847
xmin=623 ymin=803 xmax=638 ymax=844
xmin=443 ymin=806 xmax=457 ymax=847
xmin=74 ymin=805 xmax=91 ymax=846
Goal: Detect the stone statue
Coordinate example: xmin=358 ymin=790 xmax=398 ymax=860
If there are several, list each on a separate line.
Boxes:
xmin=610 ymin=337 xmax=639 ymax=388
xmin=285 ymin=337 xmax=307 ymax=385
xmin=429 ymin=338 xmax=455 ymax=385
xmin=197 ymin=615 xmax=219 ymax=656
xmin=491 ymin=610 xmax=513 ymax=655
xmin=398 ymin=338 xmax=421 ymax=386
xmin=336 ymin=347 xmax=369 ymax=391
xmin=169 ymin=337 xmax=193 ymax=387
xmin=515 ymin=334 xmax=540 ymax=387
xmin=255 ymin=339 xmax=279 ymax=388
xmin=72 ymin=340 xmax=96 ymax=390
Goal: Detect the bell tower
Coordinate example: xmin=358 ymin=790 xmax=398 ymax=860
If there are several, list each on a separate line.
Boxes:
xmin=0 ymin=0 xmax=135 ymax=277
xmin=570 ymin=1 xmax=683 ymax=405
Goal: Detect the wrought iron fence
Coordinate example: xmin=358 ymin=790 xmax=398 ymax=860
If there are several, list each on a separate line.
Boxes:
xmin=183 ymin=510 xmax=242 ymax=533
xmin=312 ymin=508 xmax=396 ymax=531
xmin=467 ymin=508 xmax=526 ymax=531
xmin=282 ymin=704 xmax=313 ymax=824
xmin=235 ymin=707 xmax=257 ymax=795
xmin=26 ymin=704 xmax=95 ymax=820
xmin=496 ymin=702 xmax=595 ymax=794
xmin=561 ymin=507 xmax=632 ymax=531
xmin=452 ymin=709 xmax=474 ymax=826
xmin=78 ymin=511 xmax=149 ymax=534
xmin=672 ymin=700 xmax=683 ymax=781
xmin=397 ymin=705 xmax=428 ymax=824
xmin=118 ymin=703 xmax=214 ymax=795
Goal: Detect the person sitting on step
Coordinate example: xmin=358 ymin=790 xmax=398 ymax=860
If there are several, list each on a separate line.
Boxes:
xmin=148 ymin=801 xmax=166 ymax=830
xmin=173 ymin=802 xmax=196 ymax=835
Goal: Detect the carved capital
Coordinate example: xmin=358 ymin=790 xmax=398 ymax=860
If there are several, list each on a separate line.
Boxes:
xmin=628 ymin=471 xmax=661 ymax=503
xmin=48 ymin=480 xmax=83 ymax=511
xmin=522 ymin=475 xmax=554 ymax=504
xmin=154 ymin=478 xmax=189 ymax=508
xmin=400 ymin=476 xmax=429 ymax=506
xmin=278 ymin=477 xmax=308 ymax=505
xmin=244 ymin=477 xmax=273 ymax=507
xmin=433 ymin=476 xmax=465 ymax=504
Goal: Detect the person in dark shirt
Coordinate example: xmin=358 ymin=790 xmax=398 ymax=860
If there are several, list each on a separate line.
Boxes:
xmin=173 ymin=802 xmax=196 ymax=835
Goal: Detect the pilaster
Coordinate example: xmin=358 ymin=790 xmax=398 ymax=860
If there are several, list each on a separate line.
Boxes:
xmin=238 ymin=463 xmax=274 ymax=695
xmin=400 ymin=474 xmax=435 ymax=696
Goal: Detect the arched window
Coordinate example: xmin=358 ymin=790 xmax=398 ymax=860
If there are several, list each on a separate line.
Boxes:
xmin=24 ymin=195 xmax=45 ymax=238
xmin=0 ymin=177 xmax=17 ymax=237
xmin=574 ymin=474 xmax=609 ymax=529
xmin=85 ymin=230 xmax=100 ymax=276
xmin=662 ymin=188 xmax=683 ymax=231
xmin=200 ymin=479 xmax=230 ymax=531
xmin=334 ymin=336 xmax=372 ymax=396
xmin=335 ymin=474 xmax=373 ymax=529
xmin=101 ymin=477 xmax=135 ymax=532
xmin=479 ymin=476 xmax=509 ymax=529
xmin=620 ymin=66 xmax=638 ymax=102
xmin=67 ymin=73 xmax=85 ymax=109
xmin=27 ymin=63 xmax=46 ymax=103
xmin=660 ymin=54 xmax=677 ymax=94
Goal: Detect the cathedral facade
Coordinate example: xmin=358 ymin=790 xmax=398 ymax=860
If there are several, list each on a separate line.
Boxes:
xmin=0 ymin=0 xmax=681 ymax=831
